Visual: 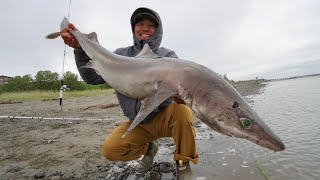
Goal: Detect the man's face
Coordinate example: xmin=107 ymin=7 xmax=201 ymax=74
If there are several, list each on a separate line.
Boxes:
xmin=134 ymin=19 xmax=156 ymax=41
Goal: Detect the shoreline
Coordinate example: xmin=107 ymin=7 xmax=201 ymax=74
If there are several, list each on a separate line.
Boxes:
xmin=0 ymin=81 xmax=267 ymax=179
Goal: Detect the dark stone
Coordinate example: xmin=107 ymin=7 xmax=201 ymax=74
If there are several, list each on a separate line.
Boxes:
xmin=160 ymin=162 xmax=174 ymax=173
xmin=149 ymin=170 xmax=161 ymax=180
xmin=6 ymin=166 xmax=24 ymax=173
xmin=209 ymin=133 xmax=214 ymax=139
xmin=34 ymin=170 xmax=45 ymax=179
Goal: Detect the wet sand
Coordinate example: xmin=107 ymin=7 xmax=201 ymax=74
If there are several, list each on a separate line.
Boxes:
xmin=0 ymin=81 xmax=265 ymax=179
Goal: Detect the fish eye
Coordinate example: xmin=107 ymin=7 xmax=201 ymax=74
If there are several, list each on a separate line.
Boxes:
xmin=240 ymin=118 xmax=253 ymax=129
xmin=232 ymin=101 xmax=239 ymax=108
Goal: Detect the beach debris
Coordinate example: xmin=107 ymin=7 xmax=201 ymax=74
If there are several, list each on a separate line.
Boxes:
xmin=228 ymin=148 xmax=236 ymax=153
xmin=0 ymin=100 xmax=23 ymax=104
xmin=196 ymin=177 xmax=207 ymax=180
xmin=81 ymin=103 xmax=119 ymax=111
xmin=257 ymin=160 xmax=271 ymax=180
xmin=99 ymin=103 xmax=119 ymax=109
xmin=41 ymin=98 xmax=59 ymax=101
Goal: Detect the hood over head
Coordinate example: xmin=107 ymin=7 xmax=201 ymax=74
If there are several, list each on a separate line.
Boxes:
xmin=130 ymin=7 xmax=163 ymax=51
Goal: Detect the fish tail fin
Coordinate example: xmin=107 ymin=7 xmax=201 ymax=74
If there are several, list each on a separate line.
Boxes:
xmin=60 ymin=17 xmax=69 ymax=31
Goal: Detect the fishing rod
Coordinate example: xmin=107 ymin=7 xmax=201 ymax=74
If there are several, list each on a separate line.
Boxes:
xmin=60 ymin=0 xmax=72 ymax=112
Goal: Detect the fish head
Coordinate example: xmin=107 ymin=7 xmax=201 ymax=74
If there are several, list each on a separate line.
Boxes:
xmin=194 ymin=81 xmax=285 ymax=152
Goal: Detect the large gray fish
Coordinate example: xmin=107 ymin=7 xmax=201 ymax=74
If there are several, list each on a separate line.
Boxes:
xmin=47 ymin=17 xmax=285 ymax=152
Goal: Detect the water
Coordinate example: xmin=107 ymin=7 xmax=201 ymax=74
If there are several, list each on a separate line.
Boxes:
xmin=248 ymin=76 xmax=320 ymax=179
xmin=191 ymin=76 xmax=320 ymax=180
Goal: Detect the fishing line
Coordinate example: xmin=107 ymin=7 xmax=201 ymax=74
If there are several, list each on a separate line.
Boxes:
xmin=0 ymin=116 xmax=111 ymax=122
xmin=60 ymin=0 xmax=72 ymax=112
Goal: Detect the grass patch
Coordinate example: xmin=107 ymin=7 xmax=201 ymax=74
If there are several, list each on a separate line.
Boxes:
xmin=0 ymin=89 xmax=115 ymax=102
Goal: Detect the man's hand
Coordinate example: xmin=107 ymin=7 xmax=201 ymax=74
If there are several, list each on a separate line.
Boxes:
xmin=61 ymin=23 xmax=81 ymax=49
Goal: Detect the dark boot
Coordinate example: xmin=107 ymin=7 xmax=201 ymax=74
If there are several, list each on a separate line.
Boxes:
xmin=136 ymin=142 xmax=159 ymax=173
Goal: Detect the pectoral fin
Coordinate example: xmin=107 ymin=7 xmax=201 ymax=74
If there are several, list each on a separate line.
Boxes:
xmin=122 ymin=83 xmax=177 ymax=138
xmin=80 ymin=60 xmax=101 ymax=75
xmin=80 ymin=60 xmax=94 ymax=69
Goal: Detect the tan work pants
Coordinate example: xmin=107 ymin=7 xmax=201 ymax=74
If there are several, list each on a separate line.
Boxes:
xmin=101 ymin=103 xmax=199 ymax=164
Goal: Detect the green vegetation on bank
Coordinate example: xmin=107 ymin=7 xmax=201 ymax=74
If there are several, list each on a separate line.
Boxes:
xmin=0 ymin=89 xmax=115 ymax=102
xmin=0 ymin=70 xmax=111 ymax=93
xmin=0 ymin=70 xmax=113 ymax=102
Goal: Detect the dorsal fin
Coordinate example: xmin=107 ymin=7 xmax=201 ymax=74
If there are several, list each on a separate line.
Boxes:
xmin=84 ymin=32 xmax=99 ymax=43
xmin=135 ymin=43 xmax=160 ymax=58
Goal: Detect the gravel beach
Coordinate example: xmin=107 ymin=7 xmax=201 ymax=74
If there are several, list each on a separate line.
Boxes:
xmin=0 ymin=81 xmax=265 ymax=179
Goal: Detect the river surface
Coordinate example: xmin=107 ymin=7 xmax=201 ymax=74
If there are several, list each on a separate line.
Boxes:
xmin=186 ymin=76 xmax=320 ymax=180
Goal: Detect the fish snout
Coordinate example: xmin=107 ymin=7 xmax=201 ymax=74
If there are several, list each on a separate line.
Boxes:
xmin=258 ymin=132 xmax=285 ymax=152
xmin=269 ymin=136 xmax=285 ymax=152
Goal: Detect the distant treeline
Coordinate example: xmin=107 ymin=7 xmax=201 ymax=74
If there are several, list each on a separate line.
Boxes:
xmin=0 ymin=70 xmax=110 ymax=93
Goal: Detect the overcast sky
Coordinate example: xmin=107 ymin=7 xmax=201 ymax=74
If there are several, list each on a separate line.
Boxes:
xmin=1 ymin=0 xmax=320 ymax=80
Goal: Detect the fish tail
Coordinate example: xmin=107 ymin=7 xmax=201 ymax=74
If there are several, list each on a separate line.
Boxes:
xmin=60 ymin=17 xmax=69 ymax=31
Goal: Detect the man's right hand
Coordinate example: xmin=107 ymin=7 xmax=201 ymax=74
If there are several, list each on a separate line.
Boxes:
xmin=61 ymin=23 xmax=81 ymax=49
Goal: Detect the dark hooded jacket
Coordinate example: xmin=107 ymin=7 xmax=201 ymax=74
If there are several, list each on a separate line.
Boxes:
xmin=74 ymin=7 xmax=178 ymax=123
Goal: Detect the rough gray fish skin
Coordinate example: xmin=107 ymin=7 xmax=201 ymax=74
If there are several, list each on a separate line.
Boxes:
xmin=47 ymin=17 xmax=285 ymax=152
